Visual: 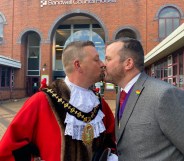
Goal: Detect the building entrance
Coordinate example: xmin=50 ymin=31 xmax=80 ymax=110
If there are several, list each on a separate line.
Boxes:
xmin=26 ymin=77 xmax=40 ymax=96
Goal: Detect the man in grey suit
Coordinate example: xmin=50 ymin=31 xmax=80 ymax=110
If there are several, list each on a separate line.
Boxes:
xmin=104 ymin=37 xmax=184 ymax=161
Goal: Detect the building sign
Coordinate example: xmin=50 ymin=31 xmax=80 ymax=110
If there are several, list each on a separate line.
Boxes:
xmin=40 ymin=0 xmax=117 ymax=7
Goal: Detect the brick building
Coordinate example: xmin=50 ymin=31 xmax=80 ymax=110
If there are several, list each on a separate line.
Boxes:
xmin=145 ymin=23 xmax=184 ymax=89
xmin=0 ymin=0 xmax=184 ymax=100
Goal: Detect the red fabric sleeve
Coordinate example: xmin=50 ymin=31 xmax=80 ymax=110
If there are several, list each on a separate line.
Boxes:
xmin=0 ymin=92 xmax=62 ymax=161
xmin=0 ymin=92 xmax=45 ymax=161
xmin=101 ymin=98 xmax=116 ymax=150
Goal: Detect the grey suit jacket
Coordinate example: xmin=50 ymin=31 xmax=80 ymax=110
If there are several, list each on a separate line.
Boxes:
xmin=116 ymin=72 xmax=184 ymax=161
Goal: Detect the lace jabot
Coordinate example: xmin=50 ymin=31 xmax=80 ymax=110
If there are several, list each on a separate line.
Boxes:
xmin=64 ymin=77 xmax=106 ymax=140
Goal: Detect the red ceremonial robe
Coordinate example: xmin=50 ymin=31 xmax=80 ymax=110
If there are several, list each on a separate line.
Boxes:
xmin=0 ymin=80 xmax=115 ymax=161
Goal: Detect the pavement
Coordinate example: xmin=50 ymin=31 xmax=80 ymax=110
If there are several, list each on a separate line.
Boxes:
xmin=0 ymin=97 xmax=116 ymax=140
xmin=0 ymin=98 xmax=28 ymax=140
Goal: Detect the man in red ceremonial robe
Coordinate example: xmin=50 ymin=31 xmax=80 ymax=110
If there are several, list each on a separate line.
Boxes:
xmin=0 ymin=41 xmax=117 ymax=161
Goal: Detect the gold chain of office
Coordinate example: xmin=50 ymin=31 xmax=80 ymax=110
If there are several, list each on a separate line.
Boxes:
xmin=44 ymin=88 xmax=101 ymax=123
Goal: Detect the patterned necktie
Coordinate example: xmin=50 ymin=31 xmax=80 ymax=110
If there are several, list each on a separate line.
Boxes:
xmin=119 ymin=90 xmax=127 ymax=120
xmin=119 ymin=90 xmax=127 ymax=108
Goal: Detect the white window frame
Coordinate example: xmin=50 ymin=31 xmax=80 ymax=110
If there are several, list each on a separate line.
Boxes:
xmin=167 ymin=55 xmax=172 ymax=65
xmin=168 ymin=78 xmax=173 ymax=85
xmin=0 ymin=13 xmax=7 ymax=43
xmin=168 ymin=66 xmax=173 ymax=77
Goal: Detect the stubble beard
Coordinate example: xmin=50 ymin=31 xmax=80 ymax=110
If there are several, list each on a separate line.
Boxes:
xmin=100 ymin=72 xmax=105 ymax=82
xmin=105 ymin=69 xmax=123 ymax=85
xmin=104 ymin=73 xmax=114 ymax=84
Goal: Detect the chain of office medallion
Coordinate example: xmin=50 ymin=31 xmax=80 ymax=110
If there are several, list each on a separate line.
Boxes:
xmin=43 ymin=88 xmax=100 ymax=123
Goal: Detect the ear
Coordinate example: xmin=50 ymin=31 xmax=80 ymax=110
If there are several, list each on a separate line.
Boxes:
xmin=74 ymin=60 xmax=82 ymax=72
xmin=74 ymin=60 xmax=80 ymax=69
xmin=124 ymin=58 xmax=134 ymax=70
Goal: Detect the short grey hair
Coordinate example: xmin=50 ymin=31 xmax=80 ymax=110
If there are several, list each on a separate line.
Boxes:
xmin=62 ymin=41 xmax=95 ymax=74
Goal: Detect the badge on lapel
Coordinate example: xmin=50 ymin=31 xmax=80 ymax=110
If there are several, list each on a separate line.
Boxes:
xmin=135 ymin=89 xmax=141 ymax=95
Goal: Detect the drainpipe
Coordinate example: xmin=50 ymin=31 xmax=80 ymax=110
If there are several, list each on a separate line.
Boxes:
xmin=10 ymin=0 xmax=15 ymax=100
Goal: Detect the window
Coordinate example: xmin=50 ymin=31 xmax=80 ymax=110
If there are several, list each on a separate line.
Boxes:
xmin=0 ymin=66 xmax=11 ymax=87
xmin=27 ymin=32 xmax=41 ymax=76
xmin=0 ymin=16 xmax=3 ymax=36
xmin=0 ymin=15 xmax=4 ymax=42
xmin=54 ymin=23 xmax=105 ymax=71
xmin=159 ymin=7 xmax=180 ymax=40
xmin=167 ymin=55 xmax=172 ymax=65
xmin=116 ymin=29 xmax=137 ymax=39
xmin=179 ymin=52 xmax=184 ymax=88
xmin=146 ymin=50 xmax=184 ymax=88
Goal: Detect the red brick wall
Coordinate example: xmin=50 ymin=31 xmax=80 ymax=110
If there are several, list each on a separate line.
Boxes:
xmin=146 ymin=0 xmax=184 ymax=53
xmin=1 ymin=0 xmax=184 ymax=57
xmin=1 ymin=0 xmax=184 ymax=99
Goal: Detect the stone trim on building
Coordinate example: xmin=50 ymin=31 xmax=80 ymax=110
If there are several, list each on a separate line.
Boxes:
xmin=47 ymin=9 xmax=108 ymax=43
xmin=0 ymin=56 xmax=21 ymax=68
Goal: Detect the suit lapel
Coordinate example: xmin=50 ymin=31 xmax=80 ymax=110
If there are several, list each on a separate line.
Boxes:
xmin=116 ymin=72 xmax=148 ymax=143
xmin=115 ymin=87 xmax=121 ymax=139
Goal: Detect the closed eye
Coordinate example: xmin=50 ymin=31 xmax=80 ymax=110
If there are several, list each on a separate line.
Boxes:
xmin=94 ymin=56 xmax=100 ymax=62
xmin=105 ymin=57 xmax=111 ymax=62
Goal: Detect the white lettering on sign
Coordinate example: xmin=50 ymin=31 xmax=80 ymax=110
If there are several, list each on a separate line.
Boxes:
xmin=40 ymin=0 xmax=117 ymax=7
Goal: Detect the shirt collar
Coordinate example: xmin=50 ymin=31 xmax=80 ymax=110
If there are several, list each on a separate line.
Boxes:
xmin=123 ymin=73 xmax=141 ymax=93
xmin=65 ymin=76 xmax=89 ymax=91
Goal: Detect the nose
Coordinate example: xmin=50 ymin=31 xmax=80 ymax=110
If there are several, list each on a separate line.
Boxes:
xmin=101 ymin=66 xmax=106 ymax=74
xmin=100 ymin=61 xmax=105 ymax=68
xmin=104 ymin=59 xmax=107 ymax=65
